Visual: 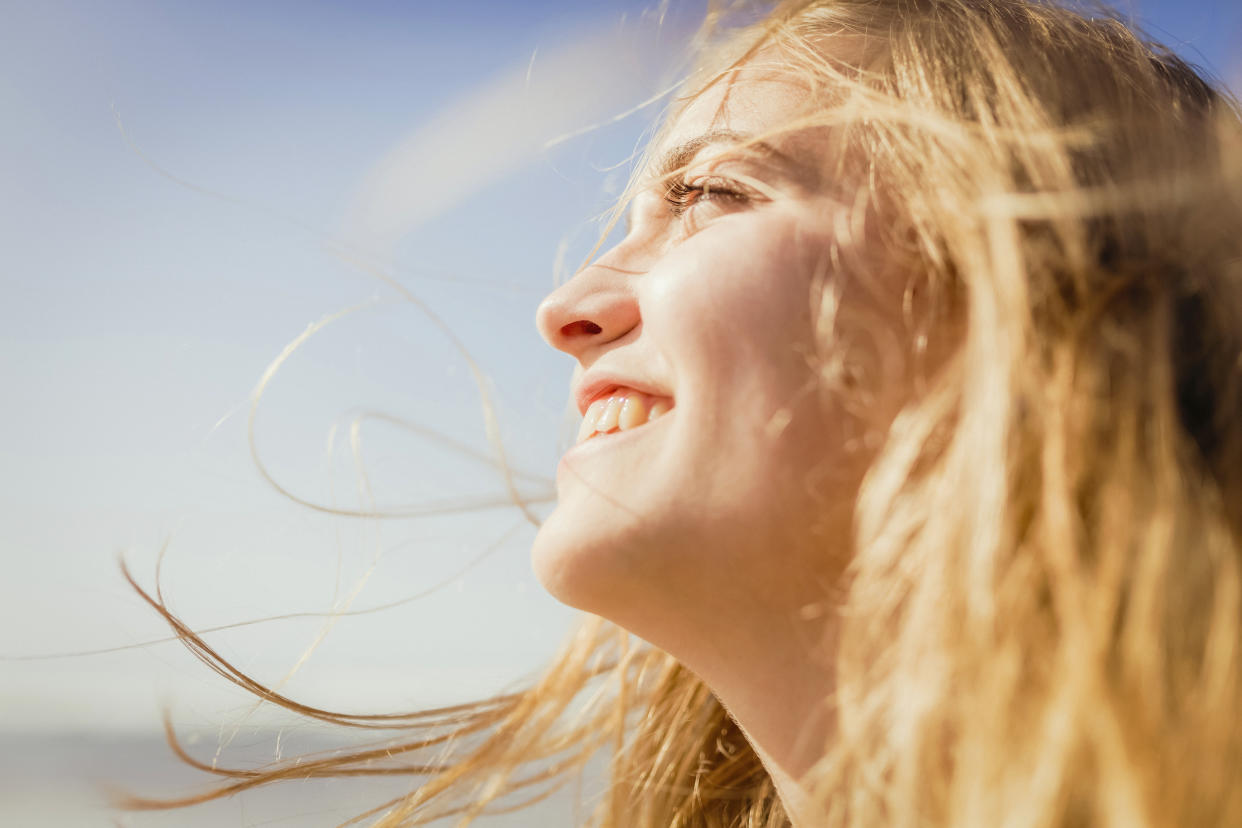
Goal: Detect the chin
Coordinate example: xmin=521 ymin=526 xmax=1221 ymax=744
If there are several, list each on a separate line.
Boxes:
xmin=530 ymin=499 xmax=650 ymax=616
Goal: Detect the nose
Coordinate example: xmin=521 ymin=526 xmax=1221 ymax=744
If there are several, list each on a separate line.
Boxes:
xmin=536 ymin=248 xmax=642 ymax=360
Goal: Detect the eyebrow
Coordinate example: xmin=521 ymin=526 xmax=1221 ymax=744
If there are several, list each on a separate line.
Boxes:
xmin=654 ymin=129 xmax=809 ymax=180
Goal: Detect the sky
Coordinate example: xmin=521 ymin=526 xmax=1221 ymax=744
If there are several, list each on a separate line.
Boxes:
xmin=0 ymin=0 xmax=688 ymax=739
xmin=0 ymin=0 xmax=1238 ymax=753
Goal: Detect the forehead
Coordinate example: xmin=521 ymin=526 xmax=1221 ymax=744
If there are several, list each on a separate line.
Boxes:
xmin=647 ymin=61 xmax=831 ymax=186
xmin=668 ymin=62 xmax=813 ymax=141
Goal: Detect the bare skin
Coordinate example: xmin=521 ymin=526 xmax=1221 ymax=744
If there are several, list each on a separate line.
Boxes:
xmin=535 ymin=62 xmax=901 ymax=821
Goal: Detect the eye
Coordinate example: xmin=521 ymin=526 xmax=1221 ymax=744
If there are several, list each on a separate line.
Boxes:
xmin=663 ymin=175 xmax=750 ymax=217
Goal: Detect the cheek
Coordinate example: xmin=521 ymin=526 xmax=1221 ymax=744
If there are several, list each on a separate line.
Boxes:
xmin=652 ymin=218 xmax=824 ymax=345
xmin=652 ymin=221 xmax=828 ymax=419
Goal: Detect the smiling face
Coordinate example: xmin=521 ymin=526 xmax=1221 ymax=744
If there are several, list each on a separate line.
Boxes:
xmin=533 ymin=62 xmax=904 ymax=646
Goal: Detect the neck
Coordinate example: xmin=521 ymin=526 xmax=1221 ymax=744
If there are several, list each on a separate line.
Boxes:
xmin=682 ymin=605 xmax=837 ymax=826
xmin=739 ymin=724 xmax=827 ymax=828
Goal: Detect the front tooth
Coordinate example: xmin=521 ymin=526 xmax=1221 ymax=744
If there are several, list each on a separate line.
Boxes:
xmin=649 ymin=399 xmax=672 ymax=420
xmin=595 ymin=396 xmax=622 ymax=433
xmin=578 ymin=398 xmax=608 ymax=443
xmin=576 ymin=412 xmax=597 ymax=443
xmin=618 ymin=395 xmax=649 ymax=430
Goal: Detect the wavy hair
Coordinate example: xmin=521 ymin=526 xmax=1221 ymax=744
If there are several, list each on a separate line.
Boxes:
xmin=124 ymin=1 xmax=1242 ymax=825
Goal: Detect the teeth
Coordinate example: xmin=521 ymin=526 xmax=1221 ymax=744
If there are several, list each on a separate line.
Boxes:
xmin=618 ymin=395 xmax=648 ymax=430
xmin=576 ymin=390 xmax=673 ymax=444
xmin=596 ymin=396 xmax=622 ymax=433
xmin=576 ymin=406 xmax=600 ymax=443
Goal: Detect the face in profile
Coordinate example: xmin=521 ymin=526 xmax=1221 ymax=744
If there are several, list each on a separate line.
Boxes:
xmin=533 ymin=61 xmax=905 ymax=649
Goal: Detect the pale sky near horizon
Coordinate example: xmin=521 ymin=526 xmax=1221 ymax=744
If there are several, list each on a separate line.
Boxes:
xmin=1 ymin=0 xmax=1239 ymax=742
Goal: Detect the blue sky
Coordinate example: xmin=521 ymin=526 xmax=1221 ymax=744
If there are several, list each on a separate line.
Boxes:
xmin=1 ymin=0 xmax=1238 ymax=741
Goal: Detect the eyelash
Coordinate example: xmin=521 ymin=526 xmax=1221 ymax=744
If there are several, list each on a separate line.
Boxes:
xmin=663 ymin=175 xmax=748 ymax=217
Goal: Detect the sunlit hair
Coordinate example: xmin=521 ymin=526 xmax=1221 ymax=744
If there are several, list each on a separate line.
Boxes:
xmin=124 ymin=0 xmax=1242 ymax=825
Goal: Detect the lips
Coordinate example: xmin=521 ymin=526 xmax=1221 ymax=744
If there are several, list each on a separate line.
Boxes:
xmin=576 ymin=389 xmax=673 ymax=444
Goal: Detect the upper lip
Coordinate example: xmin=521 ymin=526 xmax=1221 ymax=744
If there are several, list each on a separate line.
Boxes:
xmin=573 ymin=372 xmax=669 ymax=416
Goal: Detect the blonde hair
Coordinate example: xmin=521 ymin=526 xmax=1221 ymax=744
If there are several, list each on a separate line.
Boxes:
xmin=124 ymin=1 xmax=1242 ymax=825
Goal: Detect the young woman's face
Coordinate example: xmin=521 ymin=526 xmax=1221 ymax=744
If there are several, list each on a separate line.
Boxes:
xmin=534 ymin=64 xmax=900 ymax=643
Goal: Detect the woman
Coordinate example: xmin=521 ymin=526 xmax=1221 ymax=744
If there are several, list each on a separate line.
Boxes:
xmin=128 ymin=0 xmax=1242 ymax=825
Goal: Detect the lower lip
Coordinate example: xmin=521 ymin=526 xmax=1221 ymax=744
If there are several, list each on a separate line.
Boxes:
xmin=558 ymin=412 xmax=673 ymax=471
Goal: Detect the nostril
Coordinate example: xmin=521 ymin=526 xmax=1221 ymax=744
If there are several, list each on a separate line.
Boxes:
xmin=561 ymin=320 xmax=602 ymax=337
